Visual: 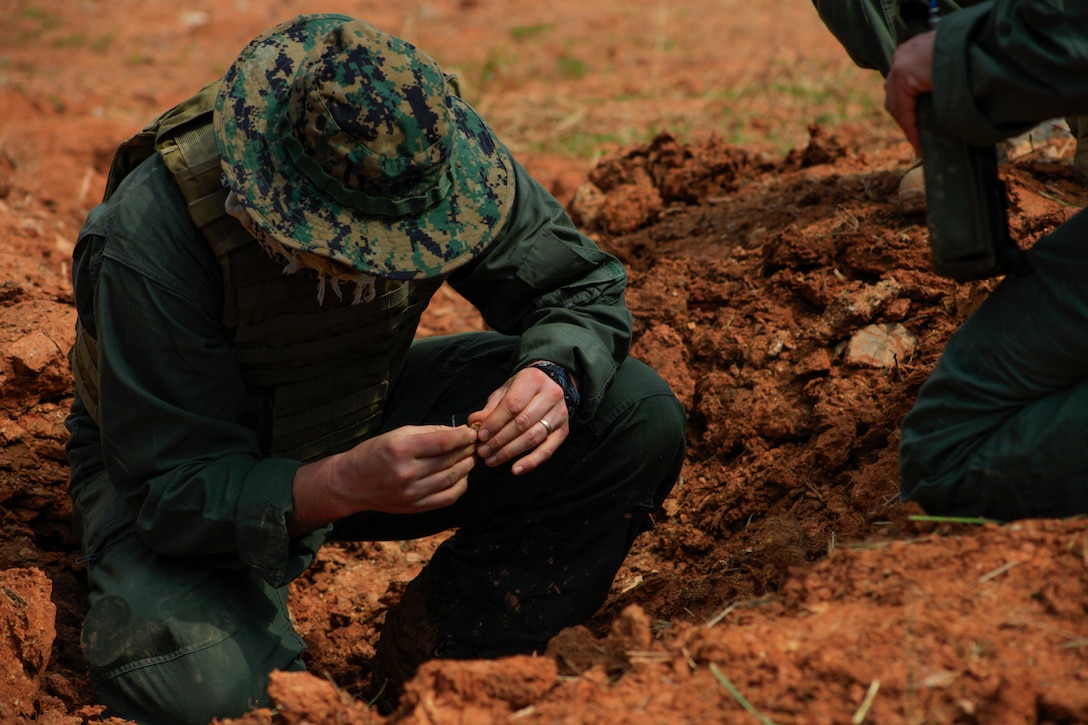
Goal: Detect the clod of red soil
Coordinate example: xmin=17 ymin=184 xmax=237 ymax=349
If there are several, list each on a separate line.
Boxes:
xmin=0 ymin=568 xmax=56 ymax=721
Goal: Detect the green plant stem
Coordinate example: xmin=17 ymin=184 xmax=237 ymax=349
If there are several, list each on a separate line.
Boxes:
xmin=710 ymin=663 xmax=779 ymax=725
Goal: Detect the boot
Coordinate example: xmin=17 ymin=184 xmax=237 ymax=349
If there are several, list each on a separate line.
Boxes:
xmin=896 ymin=159 xmax=926 ymax=215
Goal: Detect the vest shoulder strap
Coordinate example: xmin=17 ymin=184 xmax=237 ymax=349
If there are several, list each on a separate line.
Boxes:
xmin=102 ymin=79 xmax=223 ymax=203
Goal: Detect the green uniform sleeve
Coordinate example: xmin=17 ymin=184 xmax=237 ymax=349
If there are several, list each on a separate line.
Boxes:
xmin=933 ymin=0 xmax=1088 ymax=144
xmin=447 ymin=158 xmax=632 ymax=421
xmin=78 ymin=156 xmax=323 ymax=587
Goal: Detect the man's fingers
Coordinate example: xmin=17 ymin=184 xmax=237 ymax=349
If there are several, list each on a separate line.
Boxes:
xmin=414 ymin=476 xmax=469 ymax=511
xmin=401 ymin=471 xmax=471 ymax=512
xmin=884 ymin=31 xmax=936 ymax=154
xmin=416 ymin=437 xmax=476 ymax=483
xmin=390 ymin=448 xmax=476 ymax=513
xmin=472 ymin=366 xmax=567 ymax=444
xmin=476 ymin=404 xmax=566 ymax=463
xmin=418 ymin=423 xmax=478 ymax=452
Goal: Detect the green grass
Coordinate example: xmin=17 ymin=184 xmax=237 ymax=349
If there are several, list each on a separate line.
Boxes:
xmin=526 ymin=129 xmax=651 ymax=159
xmin=90 ymin=34 xmax=115 ymax=53
xmin=49 ymin=32 xmax=112 ymax=52
xmin=468 ymin=45 xmax=519 ymax=92
xmin=51 ymin=33 xmax=88 ymax=49
xmin=510 ymin=23 xmax=553 ymax=41
xmin=909 ymin=515 xmax=999 ymax=525
xmin=456 ymin=37 xmax=887 ymax=161
xmin=19 ymin=6 xmax=62 ymax=29
xmin=556 ymin=54 xmax=587 ymax=80
xmin=125 ymin=52 xmax=151 ymax=66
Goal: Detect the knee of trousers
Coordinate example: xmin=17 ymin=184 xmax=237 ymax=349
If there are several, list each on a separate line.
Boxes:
xmin=590 ymin=358 xmax=688 ymax=506
xmin=82 ymin=588 xmax=305 ymax=725
xmin=897 ymin=410 xmax=959 ymax=514
xmin=897 ymin=408 xmax=990 ymax=518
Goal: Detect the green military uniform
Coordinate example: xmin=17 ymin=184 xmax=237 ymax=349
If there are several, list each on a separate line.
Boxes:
xmin=893 ymin=1 xmax=1088 ymax=518
xmin=66 ymin=15 xmax=686 ymax=724
xmin=811 ymin=0 xmax=1088 ymax=181
xmin=811 ymin=0 xmax=980 ymax=74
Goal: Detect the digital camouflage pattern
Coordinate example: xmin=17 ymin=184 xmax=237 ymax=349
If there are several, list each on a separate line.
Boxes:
xmin=214 ymin=14 xmax=516 ymax=280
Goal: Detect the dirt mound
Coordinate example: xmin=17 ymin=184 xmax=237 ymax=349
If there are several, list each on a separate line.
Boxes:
xmin=223 ymin=126 xmax=1088 ymax=724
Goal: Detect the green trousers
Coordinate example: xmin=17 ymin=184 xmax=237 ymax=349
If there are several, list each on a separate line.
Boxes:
xmin=73 ymin=332 xmax=686 ymax=724
xmin=899 ymin=209 xmax=1088 ymax=520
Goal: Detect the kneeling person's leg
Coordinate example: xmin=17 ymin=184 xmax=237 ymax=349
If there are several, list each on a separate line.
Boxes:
xmin=370 ymin=338 xmax=685 ymax=690
xmin=899 ymin=211 xmax=1088 ymax=519
xmin=77 ymin=474 xmax=305 ymax=725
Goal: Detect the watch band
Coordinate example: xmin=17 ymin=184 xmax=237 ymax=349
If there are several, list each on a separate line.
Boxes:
xmin=526 ymin=361 xmax=580 ymax=416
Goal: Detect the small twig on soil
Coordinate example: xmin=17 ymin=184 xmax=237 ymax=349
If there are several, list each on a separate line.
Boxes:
xmin=844 ymin=535 xmax=935 ymax=550
xmin=75 ymin=167 xmax=93 ymax=207
xmin=901 ymin=311 xmax=934 ymax=325
xmin=549 ymin=106 xmax=588 ymax=139
xmin=704 ymin=602 xmax=739 ymax=629
xmin=1065 ymin=531 xmax=1088 ymax=568
xmin=1039 ymin=190 xmax=1084 ymax=209
xmin=366 ymin=679 xmax=387 ymax=709
xmin=681 ymin=647 xmax=698 ymax=671
xmin=710 ymin=663 xmax=780 ymax=725
xmin=1011 ymin=616 xmax=1085 ymax=644
xmin=626 ymin=650 xmax=674 ymax=664
xmin=851 ymin=679 xmax=880 ymax=724
xmin=651 ymin=619 xmax=674 ymax=636
xmin=977 ymin=560 xmax=1023 ymax=583
xmin=834 ymin=204 xmax=861 ymax=232
xmin=704 ymin=595 xmax=777 ymax=629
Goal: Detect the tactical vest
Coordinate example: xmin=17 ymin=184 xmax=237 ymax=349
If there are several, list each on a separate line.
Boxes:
xmin=71 ymin=81 xmax=443 ymax=462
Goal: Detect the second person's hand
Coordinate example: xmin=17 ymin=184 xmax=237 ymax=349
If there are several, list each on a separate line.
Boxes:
xmin=884 ymin=29 xmax=937 ymax=154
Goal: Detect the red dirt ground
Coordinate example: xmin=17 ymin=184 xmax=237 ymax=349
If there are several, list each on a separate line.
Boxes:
xmin=3 ymin=1 xmax=1088 ymax=723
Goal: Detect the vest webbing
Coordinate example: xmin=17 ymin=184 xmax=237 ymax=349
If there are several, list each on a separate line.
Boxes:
xmin=73 ymin=81 xmax=442 ymax=461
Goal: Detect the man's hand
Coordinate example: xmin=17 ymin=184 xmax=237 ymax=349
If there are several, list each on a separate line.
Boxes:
xmin=290 ymin=425 xmax=478 ymax=535
xmin=467 ymin=365 xmax=574 ymax=476
xmin=884 ymin=29 xmax=937 ymax=154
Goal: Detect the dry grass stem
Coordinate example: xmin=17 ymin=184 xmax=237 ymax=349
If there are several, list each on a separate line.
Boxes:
xmin=851 ymin=679 xmax=880 ymax=724
xmin=977 ymin=560 xmax=1023 ymax=583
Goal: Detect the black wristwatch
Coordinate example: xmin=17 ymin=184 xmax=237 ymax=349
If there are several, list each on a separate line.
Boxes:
xmin=526 ymin=361 xmax=580 ymax=417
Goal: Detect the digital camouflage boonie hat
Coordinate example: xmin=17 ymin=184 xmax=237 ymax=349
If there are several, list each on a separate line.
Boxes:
xmin=214 ymin=14 xmax=515 ymax=279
